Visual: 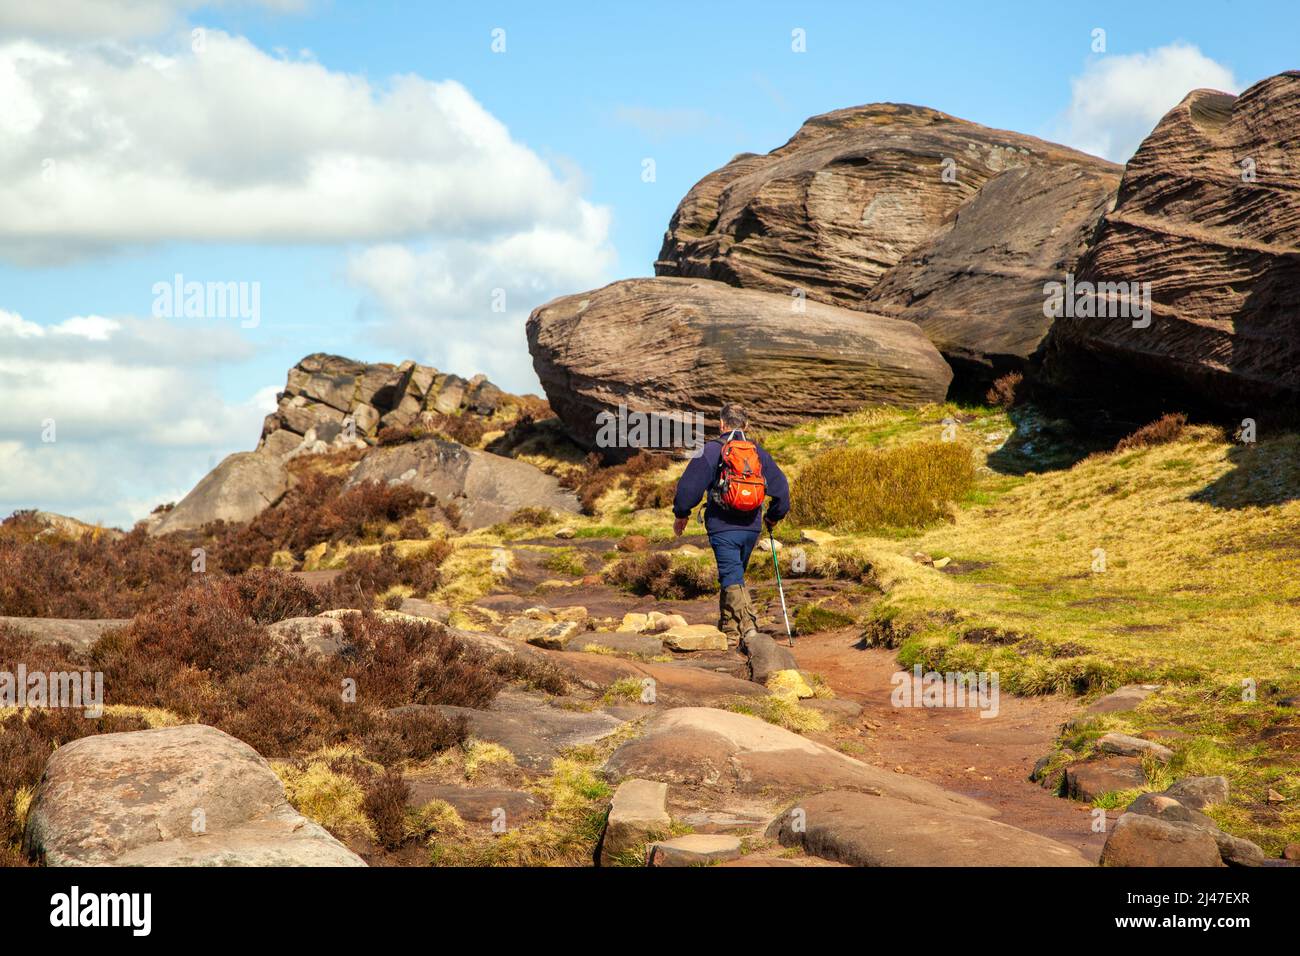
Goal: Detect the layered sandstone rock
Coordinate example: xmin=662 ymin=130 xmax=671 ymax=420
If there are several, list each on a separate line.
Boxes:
xmin=526 ymin=276 xmax=952 ymax=452
xmin=258 ymin=353 xmax=541 ymax=458
xmin=1042 ymin=73 xmax=1300 ymax=411
xmin=655 ymin=102 xmax=1115 ymax=318
xmin=865 ymin=163 xmax=1120 ymax=380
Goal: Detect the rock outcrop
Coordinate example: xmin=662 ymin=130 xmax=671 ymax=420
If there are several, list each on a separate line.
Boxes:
xmin=1042 ymin=72 xmax=1300 ymax=412
xmin=655 ymin=102 xmax=1115 ymax=312
xmin=150 ymin=450 xmax=289 ymax=535
xmin=527 ymin=276 xmax=952 ymax=451
xmin=258 ymin=353 xmax=543 ymax=458
xmin=345 ymin=437 xmax=579 ymax=529
xmin=864 ymin=163 xmax=1120 ymax=380
xmin=23 ymin=724 xmax=365 ymax=866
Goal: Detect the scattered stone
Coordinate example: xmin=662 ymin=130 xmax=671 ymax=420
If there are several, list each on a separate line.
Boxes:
xmin=802 ymin=698 xmax=864 ymax=724
xmin=1100 ymin=813 xmax=1225 ymax=868
xmin=1065 ymin=757 xmax=1146 ymax=802
xmin=600 ymin=779 xmax=670 ymax=866
xmin=1267 ymin=788 xmax=1287 ymax=804
xmin=502 ymin=617 xmax=582 ymax=650
xmin=1163 ymin=776 xmax=1229 ymax=811
xmin=768 ymin=790 xmax=1091 ymax=867
xmin=932 ymin=557 xmax=951 ymax=569
xmin=23 ymin=725 xmax=364 ymax=866
xmin=643 ymin=611 xmax=689 ymax=634
xmin=617 ymin=535 xmax=650 ymax=553
xmin=662 ymin=624 xmax=728 ymax=652
xmin=266 ymin=616 xmax=346 ymax=658
xmin=649 ymin=834 xmax=743 ymax=867
xmin=0 ymin=617 xmax=131 ymax=654
xmin=1083 ymin=684 xmax=1160 ymax=716
xmin=397 ymin=598 xmax=452 ymax=623
xmin=616 ymin=613 xmax=649 ymax=633
xmin=1098 ymin=732 xmax=1174 ymax=763
xmin=554 ymin=527 xmax=576 ymax=539
xmin=1284 ymin=844 xmax=1300 ymax=861
xmin=552 ymin=606 xmax=589 ymax=623
xmin=757 ymin=536 xmax=782 ymax=553
xmin=741 ymin=631 xmax=799 ymax=684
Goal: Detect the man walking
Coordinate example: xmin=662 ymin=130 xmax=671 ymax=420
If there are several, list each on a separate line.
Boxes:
xmin=672 ymin=403 xmax=790 ymax=645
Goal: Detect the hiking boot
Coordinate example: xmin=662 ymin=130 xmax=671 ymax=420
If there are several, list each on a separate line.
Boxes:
xmin=719 ymin=584 xmax=748 ymax=646
xmin=738 ymin=585 xmax=761 ymax=643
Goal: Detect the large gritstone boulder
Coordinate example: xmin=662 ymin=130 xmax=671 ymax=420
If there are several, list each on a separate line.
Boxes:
xmin=526 ymin=276 xmax=951 ymax=452
xmin=1042 ymin=72 xmax=1300 ymax=413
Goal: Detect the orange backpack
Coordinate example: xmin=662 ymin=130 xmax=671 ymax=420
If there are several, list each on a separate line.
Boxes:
xmin=712 ymin=431 xmax=766 ymax=512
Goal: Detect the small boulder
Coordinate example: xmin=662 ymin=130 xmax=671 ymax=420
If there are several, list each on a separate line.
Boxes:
xmin=267 ymin=616 xmax=346 ymax=658
xmin=150 ymin=451 xmax=289 ymax=535
xmin=617 ymin=535 xmax=650 ymax=553
xmin=1065 ymin=757 xmax=1146 ymax=802
xmin=648 ymin=834 xmax=742 ymax=867
xmin=503 ymin=617 xmax=583 ymax=650
xmin=1100 ymin=813 xmax=1225 ymax=868
xmin=741 ymin=632 xmax=798 ymax=684
xmin=601 ymin=779 xmax=670 ymax=866
xmin=662 ymin=624 xmax=728 ymax=652
xmin=1164 ymin=775 xmax=1229 ymax=811
xmin=1097 ymin=732 xmax=1174 ymax=763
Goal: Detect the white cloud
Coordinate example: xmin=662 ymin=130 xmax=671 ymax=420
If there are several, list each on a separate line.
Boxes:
xmin=347 ymin=202 xmax=615 ymax=394
xmin=0 ymin=1 xmax=306 ymax=40
xmin=1056 ymin=42 xmax=1240 ymax=163
xmin=0 ymin=32 xmax=613 ymax=266
xmin=613 ymin=105 xmax=716 ymax=140
xmin=0 ymin=309 xmax=270 ymax=527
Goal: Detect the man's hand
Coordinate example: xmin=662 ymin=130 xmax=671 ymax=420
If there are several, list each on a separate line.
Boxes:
xmin=764 ymin=514 xmax=780 ymax=531
xmin=673 ymin=516 xmax=689 ymax=537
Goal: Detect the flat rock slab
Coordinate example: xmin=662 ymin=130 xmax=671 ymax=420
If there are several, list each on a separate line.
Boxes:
xmin=605 ymin=707 xmax=992 ymax=817
xmin=663 ymin=624 xmax=728 ymax=652
xmin=649 ymin=834 xmax=742 ymax=867
xmin=0 ymin=617 xmax=131 ymax=653
xmin=404 ymin=782 xmax=540 ymax=826
xmin=1084 ymin=684 xmax=1160 ymax=717
xmin=542 ymin=650 xmax=767 ymax=707
xmin=1098 ymin=732 xmax=1173 ymax=763
xmin=426 ymin=690 xmax=627 ymax=771
xmin=398 ymin=598 xmax=452 ymax=623
xmin=23 ymin=724 xmax=364 ymax=867
xmin=1065 ymin=757 xmax=1146 ymax=802
xmin=768 ymin=790 xmax=1092 ymax=867
xmin=678 ymin=809 xmax=771 ymax=834
xmin=575 ymin=632 xmax=665 ymax=657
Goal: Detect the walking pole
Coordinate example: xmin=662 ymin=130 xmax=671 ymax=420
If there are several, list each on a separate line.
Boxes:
xmin=768 ymin=525 xmax=794 ymax=647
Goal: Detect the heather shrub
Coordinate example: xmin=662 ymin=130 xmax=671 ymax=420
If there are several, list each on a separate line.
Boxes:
xmin=789 ymin=441 xmax=977 ymax=532
xmin=985 ymin=371 xmax=1026 ymax=408
xmin=1115 ymin=412 xmax=1187 ymax=452
xmin=363 ymin=770 xmax=411 ymax=850
xmin=562 ymin=451 xmax=667 ymax=515
xmin=605 ymin=551 xmax=715 ymax=599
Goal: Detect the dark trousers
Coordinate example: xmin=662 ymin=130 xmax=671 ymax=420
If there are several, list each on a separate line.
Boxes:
xmin=708 ymin=528 xmax=760 ymax=588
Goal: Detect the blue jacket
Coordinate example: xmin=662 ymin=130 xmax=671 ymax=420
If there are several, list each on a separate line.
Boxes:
xmin=672 ymin=434 xmax=790 ymax=535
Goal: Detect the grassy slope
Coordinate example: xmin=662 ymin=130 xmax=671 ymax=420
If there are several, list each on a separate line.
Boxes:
xmin=762 ymin=403 xmax=1300 ymax=852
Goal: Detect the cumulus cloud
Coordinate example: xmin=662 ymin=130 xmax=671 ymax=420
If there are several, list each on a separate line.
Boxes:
xmin=0 ymin=31 xmax=612 ymax=264
xmin=1056 ymin=42 xmax=1240 ymax=163
xmin=0 ymin=309 xmax=273 ymax=526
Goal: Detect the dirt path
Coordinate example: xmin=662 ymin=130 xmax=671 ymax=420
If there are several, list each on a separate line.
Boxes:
xmin=790 ymin=629 xmax=1107 ymax=862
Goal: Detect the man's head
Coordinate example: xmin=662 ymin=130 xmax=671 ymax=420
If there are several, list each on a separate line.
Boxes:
xmin=719 ymin=403 xmax=748 ymax=433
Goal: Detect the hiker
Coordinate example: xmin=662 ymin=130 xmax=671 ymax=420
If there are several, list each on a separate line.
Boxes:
xmin=672 ymin=403 xmax=790 ymax=645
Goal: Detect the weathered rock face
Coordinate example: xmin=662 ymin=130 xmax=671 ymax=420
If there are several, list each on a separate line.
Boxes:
xmin=150 ymin=450 xmax=289 ymax=535
xmin=1042 ymin=73 xmax=1300 ymax=412
xmin=865 ymin=163 xmax=1120 ymax=380
xmin=258 ymin=352 xmax=539 ymax=458
xmin=655 ymin=103 xmax=1115 ymax=312
xmin=23 ymin=724 xmax=365 ymax=866
xmin=345 ymin=437 xmax=579 ymax=529
xmin=527 ymin=277 xmax=952 ymax=451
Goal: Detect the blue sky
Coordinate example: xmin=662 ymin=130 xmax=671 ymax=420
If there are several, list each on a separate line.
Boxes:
xmin=0 ymin=0 xmax=1292 ymax=526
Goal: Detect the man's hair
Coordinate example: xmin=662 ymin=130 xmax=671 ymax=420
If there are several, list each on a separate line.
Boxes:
xmin=719 ymin=403 xmax=748 ymax=430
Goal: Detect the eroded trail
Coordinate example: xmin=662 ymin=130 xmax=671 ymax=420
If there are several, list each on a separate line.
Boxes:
xmin=789 ymin=630 xmax=1106 ymax=862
